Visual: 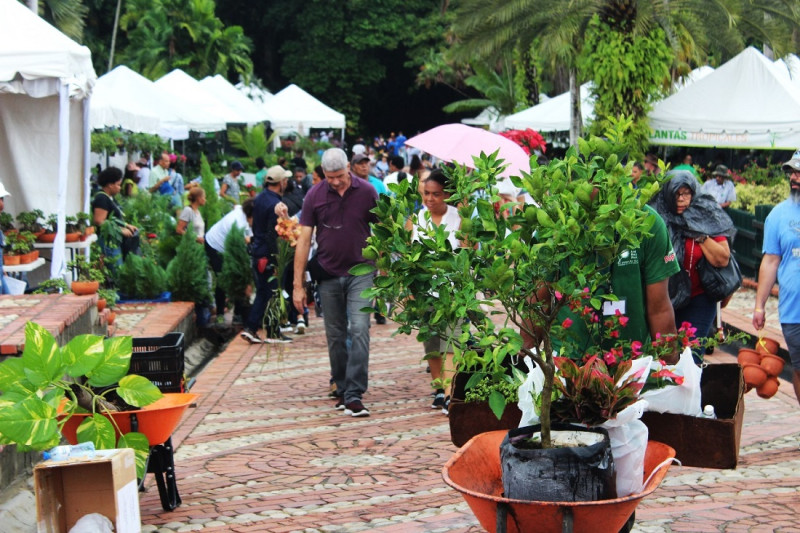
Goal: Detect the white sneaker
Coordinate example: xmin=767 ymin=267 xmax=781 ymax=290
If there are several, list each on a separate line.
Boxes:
xmin=279 ymin=323 xmax=293 ymax=333
xmin=294 ymin=319 xmax=306 ymax=335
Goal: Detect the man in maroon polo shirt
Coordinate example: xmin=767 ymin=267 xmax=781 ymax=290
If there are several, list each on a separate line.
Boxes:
xmin=293 ymin=148 xmax=379 ymax=417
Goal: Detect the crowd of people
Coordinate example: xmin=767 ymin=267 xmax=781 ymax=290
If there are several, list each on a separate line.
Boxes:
xmin=61 ymin=142 xmax=800 ymax=419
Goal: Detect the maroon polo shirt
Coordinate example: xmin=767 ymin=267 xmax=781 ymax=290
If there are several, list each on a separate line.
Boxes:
xmin=300 ymin=175 xmax=378 ymax=276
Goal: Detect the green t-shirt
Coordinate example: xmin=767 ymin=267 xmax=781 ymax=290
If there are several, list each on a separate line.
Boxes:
xmin=672 ymin=163 xmax=699 ymax=177
xmin=555 ymin=206 xmax=680 ymax=355
xmin=255 ymin=168 xmax=267 ymax=189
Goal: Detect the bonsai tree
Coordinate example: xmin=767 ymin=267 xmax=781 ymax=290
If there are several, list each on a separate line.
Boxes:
xmin=15 ymin=209 xmax=44 ymax=233
xmin=65 ymin=215 xmax=79 ymax=234
xmin=67 ymin=254 xmax=106 ymax=283
xmin=75 ymin=212 xmax=92 ymax=234
xmin=0 ymin=321 xmax=162 ymax=477
xmin=0 ymin=212 xmax=14 ymax=233
xmin=360 ymin=123 xmax=677 ymax=447
xmin=33 ymin=277 xmax=72 ymax=294
xmin=7 ymin=230 xmax=36 ymax=256
xmin=44 ymin=213 xmax=59 ymax=234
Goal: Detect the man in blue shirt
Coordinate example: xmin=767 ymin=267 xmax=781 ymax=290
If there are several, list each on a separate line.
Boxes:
xmin=241 ymin=166 xmax=290 ymax=344
xmin=754 ymin=151 xmax=800 ymax=406
xmin=350 ymin=152 xmax=388 ymax=196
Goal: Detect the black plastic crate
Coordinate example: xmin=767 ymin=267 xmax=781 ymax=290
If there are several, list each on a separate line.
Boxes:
xmin=130 ymin=332 xmax=185 ymax=393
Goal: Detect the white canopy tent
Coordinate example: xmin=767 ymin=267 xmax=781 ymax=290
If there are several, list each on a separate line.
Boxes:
xmin=262 ymin=84 xmax=345 ymax=140
xmin=155 ymin=69 xmax=248 ymax=125
xmin=91 ymin=65 xmax=192 ymax=139
xmin=236 ymin=81 xmax=274 ymax=108
xmin=673 ymin=65 xmax=714 ymax=91
xmin=773 ymin=54 xmax=800 ymax=89
xmin=200 ymin=75 xmax=270 ymax=125
xmin=0 ymin=0 xmax=97 ymax=279
xmin=461 ymin=107 xmax=506 ymax=133
xmin=504 ymin=83 xmax=595 ymax=132
xmin=649 ymin=47 xmax=800 ymax=149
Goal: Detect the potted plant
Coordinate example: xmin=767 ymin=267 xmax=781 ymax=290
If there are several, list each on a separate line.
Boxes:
xmin=75 ymin=211 xmax=94 ymax=238
xmin=67 ymin=254 xmax=105 ymax=295
xmin=166 ymin=227 xmax=212 ymax=325
xmin=360 ymin=125 xmax=683 ymax=508
xmin=0 ymin=211 xmax=15 ymax=234
xmin=115 ymin=251 xmax=169 ymax=302
xmin=0 ymin=322 xmax=168 ymax=477
xmin=65 ymin=215 xmax=81 ymax=242
xmin=6 ymin=230 xmax=38 ymax=264
xmin=37 ymin=213 xmax=58 ymax=243
xmin=15 ymin=209 xmax=45 ymax=235
xmin=33 ymin=277 xmax=72 ymax=294
xmin=97 ymin=287 xmax=117 ymax=312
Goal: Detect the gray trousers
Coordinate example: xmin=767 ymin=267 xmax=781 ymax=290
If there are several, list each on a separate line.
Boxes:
xmin=319 ymin=273 xmax=374 ymax=403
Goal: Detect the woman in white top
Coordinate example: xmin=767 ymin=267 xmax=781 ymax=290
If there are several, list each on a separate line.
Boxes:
xmin=405 ymin=169 xmax=463 ymax=414
xmin=176 ymin=187 xmax=206 ymax=244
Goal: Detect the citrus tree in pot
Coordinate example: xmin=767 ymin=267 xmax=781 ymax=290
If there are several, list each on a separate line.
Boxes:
xmin=358 ymin=124 xmax=683 ymax=503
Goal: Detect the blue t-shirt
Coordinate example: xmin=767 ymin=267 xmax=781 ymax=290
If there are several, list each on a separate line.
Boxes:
xmin=368 ymin=176 xmax=388 ymax=196
xmin=762 ymin=199 xmax=800 ymax=323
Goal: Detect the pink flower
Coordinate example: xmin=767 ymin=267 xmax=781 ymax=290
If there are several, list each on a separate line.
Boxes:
xmin=554 ymin=290 xmax=563 ymax=300
xmin=609 ymin=330 xmax=620 ymax=338
xmin=561 ymin=318 xmax=573 ymax=329
xmin=631 ymin=341 xmax=643 ymax=356
xmin=618 ymin=316 xmax=629 ymax=327
xmin=603 ymin=351 xmax=617 ymax=365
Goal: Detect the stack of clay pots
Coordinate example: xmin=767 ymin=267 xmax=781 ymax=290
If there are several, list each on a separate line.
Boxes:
xmin=738 ymin=337 xmax=784 ymax=399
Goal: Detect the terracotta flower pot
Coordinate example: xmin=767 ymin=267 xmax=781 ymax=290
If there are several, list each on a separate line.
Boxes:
xmin=756 ymin=376 xmax=779 ymax=399
xmin=97 ymin=298 xmax=107 ymax=312
xmin=83 ymin=226 xmax=95 ymax=236
xmin=65 ymin=232 xmax=81 ymax=243
xmin=759 ymin=353 xmax=785 ymax=377
xmin=755 ymin=337 xmax=780 ymax=355
xmin=37 ymin=232 xmax=56 ymax=243
xmin=737 ymin=348 xmax=761 ymax=366
xmin=18 ymin=251 xmax=34 ymax=264
xmin=71 ymin=280 xmax=99 ymax=295
xmin=107 ymin=311 xmax=116 ymax=325
xmin=741 ymin=363 xmax=768 ymax=388
xmin=4 ymin=253 xmax=20 ymax=266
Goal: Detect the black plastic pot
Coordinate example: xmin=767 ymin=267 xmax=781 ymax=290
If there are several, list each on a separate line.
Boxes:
xmin=500 ymin=423 xmax=616 ymax=502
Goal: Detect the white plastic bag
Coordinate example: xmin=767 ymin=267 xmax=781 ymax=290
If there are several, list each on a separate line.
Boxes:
xmin=517 ymin=354 xmax=546 ymax=427
xmin=641 ymin=347 xmax=702 ymax=416
xmin=68 ymin=513 xmax=113 ymax=533
xmin=601 ymin=401 xmax=649 ymax=497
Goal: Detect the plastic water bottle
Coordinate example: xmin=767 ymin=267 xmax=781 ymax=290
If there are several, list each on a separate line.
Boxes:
xmin=43 ymin=442 xmax=96 ymax=461
xmin=700 ymin=405 xmax=717 ymax=419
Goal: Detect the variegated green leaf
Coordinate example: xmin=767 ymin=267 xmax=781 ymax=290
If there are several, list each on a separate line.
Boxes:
xmin=118 ymin=432 xmax=151 ymax=479
xmin=63 ymin=334 xmax=105 ymax=377
xmin=86 ymin=336 xmax=132 ymax=387
xmin=0 ymin=357 xmax=26 ymax=391
xmin=0 ymin=396 xmax=59 ymax=447
xmin=75 ymin=413 xmax=116 ymax=449
xmin=21 ymin=322 xmax=63 ymax=388
xmin=117 ymin=375 xmax=163 ymax=408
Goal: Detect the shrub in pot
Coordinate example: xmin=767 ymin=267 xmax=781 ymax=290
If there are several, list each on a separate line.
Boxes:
xmin=167 ymin=227 xmax=212 ymax=324
xmin=115 ymin=249 xmax=168 ymax=300
xmin=15 ymin=209 xmax=44 ymax=234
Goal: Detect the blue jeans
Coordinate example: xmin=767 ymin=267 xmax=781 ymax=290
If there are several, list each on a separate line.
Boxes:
xmin=319 ymin=273 xmax=374 ymax=403
xmin=0 ymin=252 xmax=8 ymax=295
xmin=675 ymin=291 xmax=717 ymax=363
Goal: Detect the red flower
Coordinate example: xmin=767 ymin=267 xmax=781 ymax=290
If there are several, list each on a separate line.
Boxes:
xmin=561 ymin=318 xmax=573 ymax=329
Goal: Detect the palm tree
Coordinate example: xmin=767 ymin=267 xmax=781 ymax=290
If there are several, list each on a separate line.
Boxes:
xmin=22 ymin=0 xmax=88 ymax=42
xmin=442 ymin=55 xmax=522 ymax=118
xmin=450 ymin=0 xmax=800 ymax=147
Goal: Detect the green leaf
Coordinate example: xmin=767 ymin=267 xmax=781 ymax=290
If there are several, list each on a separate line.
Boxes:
xmin=86 ymin=337 xmax=133 ymax=387
xmin=0 ymin=397 xmax=59 ymax=447
xmin=63 ymin=334 xmax=105 ymax=377
xmin=21 ymin=322 xmax=62 ymax=388
xmin=76 ymin=413 xmax=117 ymax=449
xmin=488 ymin=389 xmax=506 ymax=420
xmin=118 ymin=432 xmax=151 ymax=479
xmin=117 ymin=375 xmax=163 ymax=408
xmin=349 ymin=263 xmax=377 ymax=276
xmin=0 ymin=358 xmax=30 ymax=394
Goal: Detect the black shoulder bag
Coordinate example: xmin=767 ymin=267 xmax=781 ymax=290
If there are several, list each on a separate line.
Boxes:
xmin=696 ymin=254 xmax=742 ymax=302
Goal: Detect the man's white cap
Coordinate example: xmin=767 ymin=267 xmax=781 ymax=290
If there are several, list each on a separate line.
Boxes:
xmin=0 ymin=181 xmax=10 ymax=198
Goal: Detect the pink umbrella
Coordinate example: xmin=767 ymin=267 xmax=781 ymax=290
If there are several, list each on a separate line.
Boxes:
xmin=405 ymin=123 xmax=531 ymax=179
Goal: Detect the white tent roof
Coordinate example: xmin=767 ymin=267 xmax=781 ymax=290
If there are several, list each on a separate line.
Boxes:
xmin=91 ymin=65 xmax=215 ymax=138
xmin=462 ymin=107 xmax=506 ymax=132
xmin=673 ymin=65 xmax=714 ymax=91
xmin=155 ymin=69 xmax=247 ymax=125
xmin=504 ymin=83 xmax=594 ymax=132
xmin=649 ymin=47 xmax=800 ymax=149
xmin=0 ymin=0 xmax=94 ymax=98
xmin=236 ymin=81 xmax=274 ymax=106
xmin=199 ymin=75 xmax=271 ymax=124
xmin=773 ymin=54 xmax=800 ymax=88
xmin=262 ymin=84 xmax=345 ymax=135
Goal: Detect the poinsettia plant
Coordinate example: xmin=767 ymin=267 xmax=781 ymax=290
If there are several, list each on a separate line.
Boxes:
xmin=500 ymin=128 xmax=547 ymax=155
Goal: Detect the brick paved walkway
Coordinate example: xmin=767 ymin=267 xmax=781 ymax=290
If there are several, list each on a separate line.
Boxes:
xmin=137 ymin=286 xmax=800 ymax=533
